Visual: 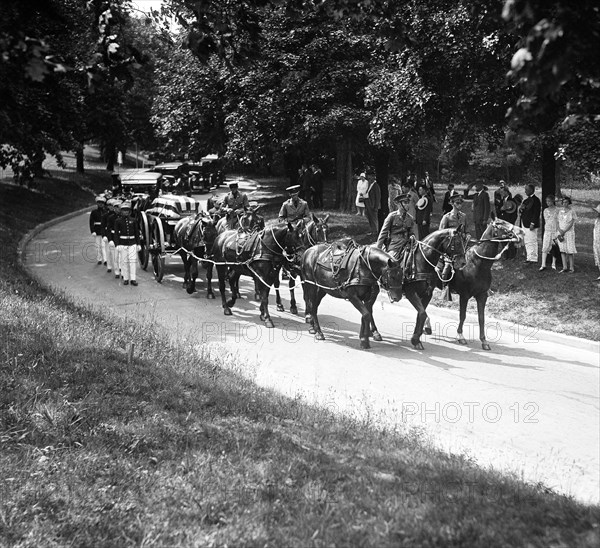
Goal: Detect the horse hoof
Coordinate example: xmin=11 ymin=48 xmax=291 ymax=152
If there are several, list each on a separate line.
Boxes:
xmin=265 ymin=320 xmax=274 ymax=328
xmin=372 ymin=331 xmax=382 ymax=342
xmin=424 ymin=327 xmax=432 ymax=335
xmin=206 ymin=293 xmax=215 ymax=299
xmin=276 ymin=304 xmax=285 ymax=312
xmin=315 ymin=332 xmax=325 ymax=341
xmin=482 ymin=342 xmax=491 ymax=351
xmin=186 ymin=287 xmax=195 ymax=295
xmin=457 ymin=338 xmax=468 ymax=346
xmin=223 ymin=307 xmax=232 ymax=316
xmin=290 ymin=305 xmax=298 ymax=315
xmin=411 ymin=340 xmax=424 ymax=350
xmin=226 ymin=299 xmax=235 ymax=308
xmin=360 ymin=339 xmax=371 ymax=350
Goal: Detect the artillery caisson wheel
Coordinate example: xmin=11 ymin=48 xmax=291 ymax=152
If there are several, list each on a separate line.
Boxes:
xmin=151 ymin=219 xmax=166 ymax=282
xmin=137 ymin=211 xmax=150 ymax=270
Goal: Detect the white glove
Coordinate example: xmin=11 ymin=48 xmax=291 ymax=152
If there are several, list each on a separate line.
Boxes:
xmin=136 ymin=245 xmax=141 ymax=252
xmin=108 ymin=241 xmax=115 ymax=248
xmin=92 ymin=232 xmax=96 ymax=236
xmin=102 ymin=236 xmax=108 ymax=242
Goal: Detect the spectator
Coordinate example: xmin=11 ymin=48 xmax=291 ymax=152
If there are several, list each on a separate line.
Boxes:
xmin=539 ymin=194 xmax=559 ymax=271
xmin=519 ymin=184 xmax=542 ymax=264
xmin=497 ymin=193 xmax=519 ymax=259
xmin=463 ymin=181 xmax=491 ymax=239
xmin=401 ymin=180 xmax=419 ymax=221
xmin=364 ymin=177 xmax=381 ymax=235
xmin=424 ymin=171 xmax=436 ymax=202
xmin=441 ymin=183 xmax=455 ymax=215
xmin=493 ymin=180 xmax=511 ymax=218
xmin=355 ymin=172 xmax=369 ymax=217
xmin=415 ymin=185 xmax=432 ymax=239
xmin=311 ymin=164 xmax=323 ymax=208
xmin=556 ymin=196 xmax=577 ymax=273
xmin=593 ymin=203 xmax=600 ymax=281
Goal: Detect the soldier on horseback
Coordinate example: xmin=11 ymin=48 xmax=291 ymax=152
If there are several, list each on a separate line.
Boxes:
xmin=376 ymin=192 xmax=414 ymax=261
xmin=221 ymin=181 xmax=249 ymax=229
xmin=278 ymin=185 xmax=311 ymax=224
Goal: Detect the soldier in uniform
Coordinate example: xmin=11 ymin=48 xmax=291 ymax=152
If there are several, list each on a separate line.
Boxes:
xmin=439 ymin=191 xmax=467 ymax=230
xmin=114 ymin=201 xmax=139 ymax=286
xmin=376 ymin=193 xmax=415 ymax=260
xmin=102 ymin=198 xmax=122 ymax=278
xmin=222 ymin=181 xmax=250 ymax=229
xmin=278 ymin=185 xmax=311 ymax=224
xmin=89 ymin=195 xmax=107 ymax=265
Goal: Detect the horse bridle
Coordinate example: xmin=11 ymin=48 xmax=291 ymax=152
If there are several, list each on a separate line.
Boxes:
xmin=418 ymin=229 xmax=469 ymax=276
xmin=471 ymin=220 xmax=521 ymax=261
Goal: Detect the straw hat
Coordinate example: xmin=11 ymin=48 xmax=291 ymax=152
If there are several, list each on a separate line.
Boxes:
xmin=416 ymin=196 xmax=429 ymax=210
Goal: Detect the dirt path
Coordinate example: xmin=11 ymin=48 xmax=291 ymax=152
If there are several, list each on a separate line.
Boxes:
xmin=23 ymin=189 xmax=600 ymax=504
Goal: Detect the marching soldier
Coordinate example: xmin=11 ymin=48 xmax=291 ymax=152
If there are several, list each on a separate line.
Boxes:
xmin=102 ymin=198 xmax=122 ymax=278
xmin=222 ymin=181 xmax=249 ymax=229
xmin=278 ymin=185 xmax=311 ymax=223
xmin=89 ymin=195 xmax=107 ymax=265
xmin=114 ymin=201 xmax=139 ymax=286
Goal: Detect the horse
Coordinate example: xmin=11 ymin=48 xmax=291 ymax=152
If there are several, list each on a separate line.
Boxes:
xmin=211 ymin=223 xmax=304 ymax=328
xmin=173 ymin=213 xmax=219 ymax=297
xmin=273 ymin=214 xmax=330 ymax=315
xmin=215 ymin=205 xmax=265 ymax=234
xmin=435 ymin=218 xmax=523 ymax=350
xmin=400 ymin=227 xmax=469 ymax=350
xmin=301 ymin=242 xmax=404 ymax=349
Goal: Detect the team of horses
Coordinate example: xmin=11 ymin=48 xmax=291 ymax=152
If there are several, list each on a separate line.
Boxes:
xmin=171 ymin=202 xmax=523 ymax=351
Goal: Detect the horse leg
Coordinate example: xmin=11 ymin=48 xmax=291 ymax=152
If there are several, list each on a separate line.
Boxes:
xmin=289 ymin=275 xmax=298 ymax=315
xmin=257 ymin=272 xmax=275 ymax=328
xmin=309 ymin=290 xmax=326 ymax=340
xmin=457 ymin=294 xmax=469 ymax=345
xmin=404 ymin=287 xmax=427 ymax=350
xmin=188 ymin=257 xmax=198 ymax=294
xmin=217 ymin=265 xmax=232 ymax=315
xmin=423 ymin=286 xmax=434 ymax=334
xmin=274 ymin=272 xmax=285 ymax=311
xmin=424 ymin=315 xmax=432 ymax=335
xmin=366 ymin=286 xmax=382 ymax=341
xmin=205 ymin=261 xmax=215 ymax=299
xmin=226 ymin=271 xmax=240 ymax=308
xmin=347 ymin=292 xmax=374 ymax=349
xmin=476 ymin=293 xmax=491 ymax=350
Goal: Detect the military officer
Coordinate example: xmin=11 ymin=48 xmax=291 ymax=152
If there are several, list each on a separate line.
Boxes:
xmin=222 ymin=181 xmax=250 ymax=229
xmin=89 ymin=195 xmax=107 ymax=265
xmin=102 ymin=198 xmax=122 ymax=277
xmin=376 ymin=193 xmax=415 ymax=260
xmin=114 ymin=201 xmax=139 ymax=286
xmin=439 ymin=191 xmax=467 ymax=230
xmin=278 ymin=185 xmax=311 ymax=223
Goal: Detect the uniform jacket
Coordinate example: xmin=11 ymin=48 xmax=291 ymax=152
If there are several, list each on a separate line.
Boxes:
xmin=278 ymin=198 xmax=311 ymax=222
xmin=114 ymin=215 xmax=139 ymax=247
xmin=89 ymin=208 xmax=103 ymax=234
xmin=222 ymin=191 xmax=249 ymax=212
xmin=104 ymin=212 xmax=119 ymax=243
xmin=376 ymin=208 xmax=414 ymax=258
xmin=519 ymin=194 xmax=541 ymax=228
xmin=439 ymin=210 xmax=467 ymax=230
xmin=463 ymin=188 xmax=491 ymax=224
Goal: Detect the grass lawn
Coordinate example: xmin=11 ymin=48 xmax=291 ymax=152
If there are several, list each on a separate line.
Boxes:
xmin=0 ymin=169 xmax=598 ymax=547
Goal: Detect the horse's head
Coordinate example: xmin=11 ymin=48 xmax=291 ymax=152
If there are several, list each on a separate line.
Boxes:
xmin=481 ymin=218 xmax=524 ymax=245
xmin=239 ymin=203 xmax=265 ymax=232
xmin=283 ymin=221 xmax=304 ymax=255
xmin=380 ymin=258 xmax=404 ymax=303
xmin=302 ymin=213 xmax=330 ymax=248
xmin=200 ymin=216 xmax=218 ymax=248
xmin=422 ymin=227 xmax=470 ymax=269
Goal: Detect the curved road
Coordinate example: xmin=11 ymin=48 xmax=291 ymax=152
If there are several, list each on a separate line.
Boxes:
xmin=24 ymin=179 xmax=600 ymax=504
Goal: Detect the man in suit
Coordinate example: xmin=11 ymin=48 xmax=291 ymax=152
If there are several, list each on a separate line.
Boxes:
xmin=464 ymin=181 xmax=491 ymax=239
xmin=519 ymin=183 xmax=542 ymax=263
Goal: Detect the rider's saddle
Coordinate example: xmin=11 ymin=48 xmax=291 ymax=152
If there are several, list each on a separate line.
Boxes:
xmin=316 ymin=240 xmax=362 ymax=287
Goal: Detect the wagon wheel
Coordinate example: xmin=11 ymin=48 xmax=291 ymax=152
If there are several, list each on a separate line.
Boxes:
xmin=137 ymin=211 xmax=150 ymax=270
xmin=151 ymin=218 xmax=166 ymax=283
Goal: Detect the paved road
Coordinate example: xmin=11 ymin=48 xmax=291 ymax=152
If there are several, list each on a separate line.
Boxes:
xmin=23 ymin=182 xmax=600 ymax=504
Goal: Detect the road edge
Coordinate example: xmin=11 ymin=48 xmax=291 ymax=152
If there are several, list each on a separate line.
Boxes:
xmin=19 ymin=207 xmax=600 ymax=356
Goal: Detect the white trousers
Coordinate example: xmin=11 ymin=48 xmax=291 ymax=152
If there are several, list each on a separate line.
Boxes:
xmin=95 ymin=235 xmax=107 ymax=263
xmin=107 ymin=241 xmax=120 ymax=274
xmin=118 ymin=245 xmax=137 ymax=281
xmin=523 ymin=227 xmax=538 ymax=262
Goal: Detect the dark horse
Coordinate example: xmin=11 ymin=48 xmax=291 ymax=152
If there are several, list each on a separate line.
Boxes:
xmin=215 ymin=206 xmax=265 ymax=234
xmin=173 ymin=213 xmax=218 ymax=297
xmin=301 ymin=242 xmax=404 ymax=349
xmin=400 ymin=228 xmax=469 ymax=350
xmin=273 ymin=214 xmax=330 ymax=315
xmin=434 ymin=218 xmax=523 ymax=350
xmin=211 ymin=223 xmax=304 ymax=328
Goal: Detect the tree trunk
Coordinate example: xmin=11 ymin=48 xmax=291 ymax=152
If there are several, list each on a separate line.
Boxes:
xmin=373 ymin=148 xmax=390 ymax=228
xmin=335 ymin=137 xmax=353 ymax=211
xmin=541 ymin=144 xmax=556 ymax=204
xmin=105 ymin=141 xmax=116 ymax=172
xmin=76 ymin=142 xmax=85 ymax=174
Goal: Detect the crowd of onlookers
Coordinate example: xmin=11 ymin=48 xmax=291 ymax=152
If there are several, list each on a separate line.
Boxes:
xmin=354 ymin=173 xmax=600 ymax=280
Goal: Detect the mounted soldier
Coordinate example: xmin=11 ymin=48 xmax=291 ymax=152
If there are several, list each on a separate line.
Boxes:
xmin=376 ymin=192 xmax=415 ymax=261
xmin=278 ymin=185 xmax=311 ymax=224
xmin=221 ymin=181 xmax=249 ymax=229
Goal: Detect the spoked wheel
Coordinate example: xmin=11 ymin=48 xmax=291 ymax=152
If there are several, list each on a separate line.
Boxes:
xmin=137 ymin=211 xmax=150 ymax=270
xmin=151 ymin=218 xmax=166 ymax=282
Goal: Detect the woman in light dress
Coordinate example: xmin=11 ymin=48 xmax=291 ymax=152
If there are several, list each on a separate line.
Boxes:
xmin=539 ymin=194 xmax=559 ymax=271
xmin=556 ymin=196 xmax=577 ymax=273
xmin=355 ymin=172 xmax=369 ymax=217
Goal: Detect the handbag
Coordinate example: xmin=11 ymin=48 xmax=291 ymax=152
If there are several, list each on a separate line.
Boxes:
xmin=357 ymin=195 xmax=365 ymax=204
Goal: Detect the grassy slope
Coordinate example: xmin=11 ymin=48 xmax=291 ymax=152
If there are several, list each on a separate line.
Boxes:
xmin=0 ymin=172 xmax=598 ymax=547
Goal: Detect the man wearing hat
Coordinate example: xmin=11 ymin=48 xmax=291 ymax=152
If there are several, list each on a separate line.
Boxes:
xmin=518 ymin=183 xmax=541 ymax=263
xmin=415 ymin=185 xmax=432 ymax=239
xmin=376 ymin=192 xmax=415 ymax=260
xmin=464 ymin=181 xmax=491 ymax=239
xmin=439 ymin=191 xmax=467 ymax=230
xmin=278 ymin=185 xmax=311 ymax=224
xmin=102 ymin=198 xmax=122 ymax=277
xmin=222 ymin=181 xmax=250 ymax=229
xmin=114 ymin=201 xmax=139 ymax=286
xmin=90 ymin=195 xmax=107 ymax=265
